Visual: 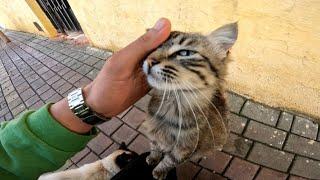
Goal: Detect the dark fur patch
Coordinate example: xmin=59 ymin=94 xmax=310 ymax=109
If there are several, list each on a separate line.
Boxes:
xmin=164 ymin=65 xmax=178 ymax=72
xmin=183 ymin=66 xmax=208 ymax=85
xmin=115 ymin=152 xmax=139 ymax=169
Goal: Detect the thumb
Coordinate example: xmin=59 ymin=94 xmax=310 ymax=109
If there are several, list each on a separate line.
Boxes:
xmin=112 ymin=18 xmax=171 ymax=69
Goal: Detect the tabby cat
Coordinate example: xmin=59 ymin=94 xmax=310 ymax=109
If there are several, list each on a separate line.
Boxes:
xmin=141 ymin=22 xmax=238 ymax=179
xmin=38 ymin=143 xmax=138 ymax=180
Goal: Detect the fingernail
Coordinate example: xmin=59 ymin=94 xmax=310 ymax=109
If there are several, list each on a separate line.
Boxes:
xmin=153 ymin=19 xmax=165 ymax=31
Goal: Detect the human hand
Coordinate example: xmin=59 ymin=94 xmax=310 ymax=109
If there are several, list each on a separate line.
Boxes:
xmin=83 ymin=18 xmax=171 ymax=117
xmin=50 ymin=18 xmax=171 ymax=133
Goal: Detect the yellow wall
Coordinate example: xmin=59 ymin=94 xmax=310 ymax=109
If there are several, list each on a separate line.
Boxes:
xmin=0 ymin=0 xmax=57 ymax=37
xmin=69 ymin=0 xmax=320 ymax=119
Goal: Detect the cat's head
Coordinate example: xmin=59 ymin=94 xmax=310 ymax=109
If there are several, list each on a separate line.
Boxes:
xmin=143 ymin=23 xmax=238 ymax=92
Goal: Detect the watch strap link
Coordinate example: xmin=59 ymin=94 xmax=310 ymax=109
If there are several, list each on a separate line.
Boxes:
xmin=68 ymin=88 xmax=109 ymax=125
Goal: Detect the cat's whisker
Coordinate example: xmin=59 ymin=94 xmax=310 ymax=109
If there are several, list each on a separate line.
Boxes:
xmin=182 ymin=80 xmax=228 ymax=135
xmin=172 ymin=83 xmax=183 ymax=149
xmin=175 ymin=81 xmax=200 ymax=159
xmin=179 ymin=81 xmax=216 ymax=151
xmin=150 ymin=78 xmax=168 ymax=121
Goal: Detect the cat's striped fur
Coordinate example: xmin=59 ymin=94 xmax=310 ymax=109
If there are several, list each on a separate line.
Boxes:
xmin=141 ymin=23 xmax=238 ymax=179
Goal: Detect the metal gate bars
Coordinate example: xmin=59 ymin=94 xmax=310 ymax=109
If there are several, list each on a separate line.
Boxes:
xmin=36 ymin=0 xmax=82 ymax=33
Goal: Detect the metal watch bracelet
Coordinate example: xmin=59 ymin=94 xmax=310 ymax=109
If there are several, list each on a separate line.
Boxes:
xmin=67 ymin=88 xmax=110 ymax=125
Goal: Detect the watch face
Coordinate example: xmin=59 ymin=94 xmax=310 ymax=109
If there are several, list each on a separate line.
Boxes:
xmin=68 ymin=88 xmax=109 ymax=125
xmin=68 ymin=88 xmax=84 ymax=109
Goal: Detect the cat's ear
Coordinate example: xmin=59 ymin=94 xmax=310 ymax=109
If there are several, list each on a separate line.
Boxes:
xmin=119 ymin=142 xmax=128 ymax=150
xmin=207 ymin=22 xmax=238 ymax=58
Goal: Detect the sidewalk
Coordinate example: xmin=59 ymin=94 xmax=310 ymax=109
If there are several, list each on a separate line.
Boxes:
xmin=0 ymin=31 xmax=319 ymax=179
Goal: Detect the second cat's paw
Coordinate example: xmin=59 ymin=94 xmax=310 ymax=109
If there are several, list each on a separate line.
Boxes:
xmin=152 ymin=169 xmax=167 ymax=180
xmin=146 ymin=155 xmax=159 ymax=166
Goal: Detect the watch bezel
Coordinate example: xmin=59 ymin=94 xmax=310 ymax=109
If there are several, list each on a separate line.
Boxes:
xmin=67 ymin=88 xmax=109 ymax=125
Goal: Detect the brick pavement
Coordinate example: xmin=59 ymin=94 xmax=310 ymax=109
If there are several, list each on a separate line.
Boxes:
xmin=1 ymin=31 xmax=320 ymax=179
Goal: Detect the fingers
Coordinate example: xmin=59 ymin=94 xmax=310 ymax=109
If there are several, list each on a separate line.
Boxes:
xmin=112 ymin=18 xmax=171 ymax=70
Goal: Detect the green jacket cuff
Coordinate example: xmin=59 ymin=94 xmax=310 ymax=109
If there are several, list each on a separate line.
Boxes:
xmin=27 ymin=104 xmax=97 ymax=152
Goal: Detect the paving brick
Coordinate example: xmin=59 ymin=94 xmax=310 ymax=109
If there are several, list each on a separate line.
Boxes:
xmin=289 ymin=175 xmax=308 ymax=180
xmin=51 ymin=63 xmax=65 ymax=73
xmin=226 ymin=92 xmax=246 ymax=113
xmin=11 ymin=104 xmax=26 ymax=116
xmin=112 ymin=124 xmax=138 ymax=144
xmin=35 ymin=84 xmax=50 ymax=95
xmin=71 ymin=147 xmax=90 ymax=163
xmin=199 ymin=151 xmax=232 ymax=173
xmin=290 ymin=156 xmax=320 ymax=179
xmin=93 ymin=60 xmax=105 ymax=70
xmin=52 ymin=79 xmax=67 ymax=89
xmin=241 ymin=100 xmax=280 ymax=126
xmin=57 ymin=66 xmax=71 ymax=76
xmin=45 ymin=94 xmax=62 ymax=103
xmin=135 ymin=94 xmax=151 ymax=112
xmin=224 ymin=157 xmax=259 ymax=180
xmin=248 ymin=143 xmax=294 ymax=172
xmin=55 ymin=82 xmax=73 ymax=95
xmin=1 ymin=83 xmax=15 ymax=96
xmin=25 ymin=73 xmax=40 ymax=83
xmin=74 ymin=77 xmax=91 ymax=88
xmin=60 ymin=57 xmax=73 ymax=64
xmin=7 ymin=98 xmax=23 ymax=109
xmin=76 ymin=64 xmax=93 ymax=75
xmin=63 ymin=70 xmax=77 ymax=80
xmin=284 ymin=134 xmax=320 ymax=161
xmin=128 ymin=135 xmax=150 ymax=154
xmin=46 ymin=75 xmax=60 ymax=85
xmin=37 ymin=66 xmax=49 ymax=75
xmin=176 ymin=162 xmax=201 ymax=180
xmin=25 ymin=95 xmax=41 ymax=107
xmin=100 ymin=143 xmax=120 ymax=158
xmin=20 ymin=88 xmax=35 ymax=101
xmin=87 ymin=133 xmax=113 ymax=155
xmin=4 ymin=112 xmax=13 ymax=121
xmin=291 ymin=116 xmax=318 ymax=140
xmin=0 ymin=107 xmax=10 ymax=117
xmin=228 ymin=113 xmax=247 ymax=134
xmin=277 ymin=112 xmax=294 ymax=131
xmin=5 ymin=91 xmax=19 ymax=104
xmin=98 ymin=117 xmax=122 ymax=136
xmin=11 ymin=76 xmax=25 ymax=86
xmin=223 ymin=133 xmax=252 ymax=158
xmin=68 ymin=73 xmax=83 ymax=84
xmin=86 ymin=68 xmax=100 ymax=80
xmin=255 ymin=168 xmax=288 ymax=180
xmin=15 ymin=82 xmax=29 ymax=94
xmin=122 ymin=107 xmax=146 ymax=129
xmin=196 ymin=169 xmax=227 ymax=180
xmin=117 ymin=106 xmax=133 ymax=119
xmin=76 ymin=152 xmax=100 ymax=167
xmin=244 ymin=121 xmax=287 ymax=148
xmin=30 ymin=79 xmax=46 ymax=90
xmin=40 ymin=89 xmax=56 ymax=101
xmin=29 ymin=100 xmax=45 ymax=109
xmin=44 ymin=58 xmax=59 ymax=68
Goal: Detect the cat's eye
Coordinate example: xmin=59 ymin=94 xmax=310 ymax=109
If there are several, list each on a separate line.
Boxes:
xmin=177 ymin=50 xmax=195 ymax=56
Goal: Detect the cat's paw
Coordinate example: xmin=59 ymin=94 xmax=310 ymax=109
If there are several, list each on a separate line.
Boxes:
xmin=152 ymin=169 xmax=167 ymax=180
xmin=146 ymin=155 xmax=160 ymax=166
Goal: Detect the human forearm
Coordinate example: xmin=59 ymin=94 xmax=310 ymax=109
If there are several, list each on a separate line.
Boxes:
xmin=0 ymin=105 xmax=96 ymax=179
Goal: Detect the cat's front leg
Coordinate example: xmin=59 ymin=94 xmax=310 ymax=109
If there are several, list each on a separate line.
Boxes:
xmin=146 ymin=140 xmax=163 ymax=165
xmin=152 ymin=148 xmax=190 ymax=180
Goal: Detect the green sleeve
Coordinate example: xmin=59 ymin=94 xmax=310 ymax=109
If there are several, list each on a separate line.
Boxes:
xmin=0 ymin=104 xmax=97 ymax=180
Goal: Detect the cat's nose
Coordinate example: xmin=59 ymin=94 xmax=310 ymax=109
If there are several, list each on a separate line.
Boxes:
xmin=147 ymin=58 xmax=160 ymax=67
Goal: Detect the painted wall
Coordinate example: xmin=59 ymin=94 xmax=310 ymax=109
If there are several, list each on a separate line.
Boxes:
xmin=0 ymin=0 xmax=57 ymax=37
xmin=69 ymin=0 xmax=320 ymax=119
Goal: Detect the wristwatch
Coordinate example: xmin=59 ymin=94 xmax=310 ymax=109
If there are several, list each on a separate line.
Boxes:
xmin=67 ymin=88 xmax=110 ymax=125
